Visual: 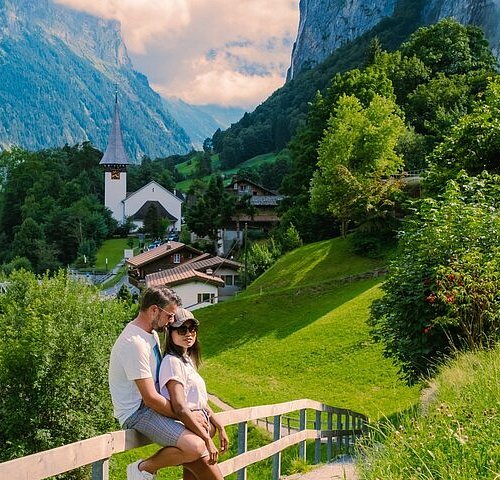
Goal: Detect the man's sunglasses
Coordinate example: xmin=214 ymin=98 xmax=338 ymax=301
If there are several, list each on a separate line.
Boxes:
xmin=172 ymin=324 xmax=198 ymax=336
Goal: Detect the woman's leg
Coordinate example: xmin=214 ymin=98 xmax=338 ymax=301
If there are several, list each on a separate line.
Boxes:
xmin=183 ymin=457 xmax=224 ymax=480
xmin=183 ymin=423 xmax=219 ymax=480
xmin=140 ymin=431 xmax=207 ymax=473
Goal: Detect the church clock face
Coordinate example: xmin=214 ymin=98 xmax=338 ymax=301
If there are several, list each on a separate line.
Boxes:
xmin=111 ymin=169 xmax=121 ymax=180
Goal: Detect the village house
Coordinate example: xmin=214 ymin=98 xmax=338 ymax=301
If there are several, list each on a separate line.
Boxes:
xmin=126 ymin=241 xmax=203 ymax=287
xmin=219 ymin=175 xmax=284 ymax=252
xmin=126 ymin=242 xmax=243 ymax=308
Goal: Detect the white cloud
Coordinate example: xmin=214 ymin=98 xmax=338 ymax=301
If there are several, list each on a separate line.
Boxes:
xmin=54 ymin=0 xmax=299 ymax=108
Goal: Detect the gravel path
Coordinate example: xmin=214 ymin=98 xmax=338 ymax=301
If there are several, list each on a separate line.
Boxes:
xmin=281 ymin=455 xmax=358 ymax=480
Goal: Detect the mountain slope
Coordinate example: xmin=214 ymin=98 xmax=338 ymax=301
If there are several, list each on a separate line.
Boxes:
xmin=214 ymin=0 xmax=500 ymax=169
xmin=162 ymin=97 xmax=245 ymax=150
xmin=0 ymin=0 xmax=191 ymax=160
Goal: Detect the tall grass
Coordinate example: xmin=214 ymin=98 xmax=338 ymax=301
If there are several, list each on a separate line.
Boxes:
xmin=357 ymin=347 xmax=500 ymax=479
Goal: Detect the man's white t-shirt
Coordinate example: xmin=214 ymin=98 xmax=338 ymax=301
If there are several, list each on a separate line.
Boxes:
xmin=109 ymin=323 xmax=161 ymax=426
xmin=159 ymin=354 xmax=208 ymax=410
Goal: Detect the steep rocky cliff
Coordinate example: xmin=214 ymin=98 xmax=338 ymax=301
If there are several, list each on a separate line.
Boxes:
xmin=0 ymin=0 xmax=191 ymax=160
xmin=423 ymin=0 xmax=500 ymax=57
xmin=288 ymin=0 xmax=500 ymax=80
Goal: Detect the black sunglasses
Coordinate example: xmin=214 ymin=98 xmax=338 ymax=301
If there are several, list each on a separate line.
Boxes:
xmin=172 ymin=324 xmax=198 ymax=336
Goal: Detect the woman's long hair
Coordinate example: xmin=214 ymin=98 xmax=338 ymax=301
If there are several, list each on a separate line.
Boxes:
xmin=165 ymin=324 xmax=201 ymax=369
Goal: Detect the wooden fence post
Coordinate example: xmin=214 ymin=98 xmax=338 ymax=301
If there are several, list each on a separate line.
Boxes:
xmin=272 ymin=415 xmax=282 ymax=480
xmin=298 ymin=409 xmax=307 ymax=461
xmin=91 ymin=459 xmax=109 ymax=480
xmin=237 ymin=421 xmax=248 ymax=480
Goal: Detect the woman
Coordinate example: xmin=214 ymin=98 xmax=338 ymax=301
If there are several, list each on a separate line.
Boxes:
xmin=159 ymin=307 xmax=229 ymax=480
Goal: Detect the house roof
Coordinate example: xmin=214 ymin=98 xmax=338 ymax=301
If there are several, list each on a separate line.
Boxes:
xmin=124 ymin=180 xmax=184 ymax=204
xmin=126 ymin=241 xmax=203 ymax=268
xmin=227 ymin=176 xmax=278 ymax=196
xmin=146 ymin=268 xmax=225 ymax=288
xmin=250 ymin=195 xmax=284 ymax=206
xmin=129 ymin=200 xmax=178 ymax=221
xmin=187 ymin=255 xmax=242 ymax=272
xmin=99 ymin=99 xmax=132 ymax=166
xmin=183 ymin=253 xmax=212 ymax=265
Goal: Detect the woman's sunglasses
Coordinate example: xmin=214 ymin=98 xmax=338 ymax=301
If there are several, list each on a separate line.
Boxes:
xmin=172 ymin=324 xmax=198 ymax=336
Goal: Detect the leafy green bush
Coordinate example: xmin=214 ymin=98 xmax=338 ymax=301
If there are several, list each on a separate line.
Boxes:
xmin=0 ymin=270 xmax=130 ymax=478
xmin=370 ymin=172 xmax=500 ymax=383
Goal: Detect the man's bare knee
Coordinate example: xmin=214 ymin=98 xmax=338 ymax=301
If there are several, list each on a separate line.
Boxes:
xmin=176 ymin=432 xmax=207 ymax=463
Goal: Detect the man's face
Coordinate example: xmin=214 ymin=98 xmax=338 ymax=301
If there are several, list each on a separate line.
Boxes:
xmin=151 ymin=303 xmax=177 ymax=332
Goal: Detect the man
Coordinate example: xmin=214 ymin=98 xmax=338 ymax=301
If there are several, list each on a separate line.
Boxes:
xmin=109 ymin=285 xmax=221 ymax=480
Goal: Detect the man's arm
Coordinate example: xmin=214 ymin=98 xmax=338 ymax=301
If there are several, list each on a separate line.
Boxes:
xmin=134 ymin=378 xmax=209 ymax=430
xmin=135 ymin=377 xmax=175 ymax=417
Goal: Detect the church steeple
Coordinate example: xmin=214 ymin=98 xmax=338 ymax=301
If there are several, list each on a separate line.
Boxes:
xmin=101 ymin=93 xmax=130 ymax=223
xmin=100 ymin=92 xmax=131 ymax=167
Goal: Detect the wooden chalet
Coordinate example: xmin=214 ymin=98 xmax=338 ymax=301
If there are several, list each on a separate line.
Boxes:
xmin=225 ymin=176 xmax=284 ymax=230
xmin=126 ymin=241 xmax=203 ymax=287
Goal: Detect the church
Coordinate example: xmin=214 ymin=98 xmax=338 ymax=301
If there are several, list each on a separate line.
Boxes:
xmin=99 ymin=97 xmax=183 ymax=231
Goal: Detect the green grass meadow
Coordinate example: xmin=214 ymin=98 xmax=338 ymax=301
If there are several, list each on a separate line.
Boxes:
xmin=358 ymin=346 xmax=500 ymax=479
xmin=95 ymin=237 xmax=138 ymax=270
xmin=175 ymin=152 xmax=278 ymax=192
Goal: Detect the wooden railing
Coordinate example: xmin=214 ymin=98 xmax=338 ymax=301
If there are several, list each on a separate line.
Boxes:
xmin=0 ymin=399 xmax=368 ymax=480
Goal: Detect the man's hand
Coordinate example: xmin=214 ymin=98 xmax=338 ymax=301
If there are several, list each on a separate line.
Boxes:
xmin=191 ymin=410 xmax=210 ymax=431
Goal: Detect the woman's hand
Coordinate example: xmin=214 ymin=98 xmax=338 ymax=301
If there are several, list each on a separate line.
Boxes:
xmin=205 ymin=437 xmax=219 ymax=465
xmin=219 ymin=426 xmax=229 ymax=453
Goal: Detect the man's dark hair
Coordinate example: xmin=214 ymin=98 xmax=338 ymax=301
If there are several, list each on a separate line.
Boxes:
xmin=139 ymin=286 xmax=181 ymax=311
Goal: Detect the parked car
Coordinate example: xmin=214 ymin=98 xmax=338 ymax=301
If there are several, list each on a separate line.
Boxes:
xmin=166 ymin=232 xmax=179 ymax=242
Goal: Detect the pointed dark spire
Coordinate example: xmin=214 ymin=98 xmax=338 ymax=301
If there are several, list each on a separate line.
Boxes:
xmin=100 ymin=92 xmax=132 ymax=166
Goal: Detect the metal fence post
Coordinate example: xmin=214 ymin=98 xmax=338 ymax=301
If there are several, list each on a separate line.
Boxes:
xmin=345 ymin=414 xmax=350 ymax=451
xmin=272 ymin=415 xmax=282 ymax=480
xmin=314 ymin=410 xmax=322 ymax=464
xmin=327 ymin=412 xmax=333 ymax=461
xmin=91 ymin=459 xmax=109 ymax=480
xmin=237 ymin=421 xmax=248 ymax=480
xmin=299 ymin=409 xmax=307 ymax=461
xmin=337 ymin=412 xmax=342 ymax=452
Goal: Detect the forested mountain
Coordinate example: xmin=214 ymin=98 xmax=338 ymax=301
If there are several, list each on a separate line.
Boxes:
xmin=213 ymin=0 xmax=500 ymax=169
xmin=0 ymin=0 xmax=191 ymax=160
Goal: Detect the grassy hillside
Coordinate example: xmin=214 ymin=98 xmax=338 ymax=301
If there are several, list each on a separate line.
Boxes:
xmin=358 ymin=346 xmax=500 ymax=478
xmin=246 ymin=236 xmax=390 ymax=295
xmin=196 ymin=237 xmax=416 ymax=421
xmin=175 ymin=152 xmax=278 ymax=192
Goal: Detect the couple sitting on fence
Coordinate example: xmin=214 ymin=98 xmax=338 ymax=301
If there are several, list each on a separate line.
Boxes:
xmin=109 ymin=286 xmax=228 ymax=480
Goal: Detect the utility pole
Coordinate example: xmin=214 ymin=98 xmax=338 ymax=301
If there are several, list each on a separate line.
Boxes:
xmin=244 ymin=222 xmax=248 ymax=289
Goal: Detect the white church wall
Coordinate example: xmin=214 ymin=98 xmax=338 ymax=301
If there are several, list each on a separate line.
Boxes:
xmin=124 ymin=181 xmax=182 ymax=230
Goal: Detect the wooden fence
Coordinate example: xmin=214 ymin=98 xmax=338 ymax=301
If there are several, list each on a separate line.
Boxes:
xmin=0 ymin=398 xmax=368 ymax=480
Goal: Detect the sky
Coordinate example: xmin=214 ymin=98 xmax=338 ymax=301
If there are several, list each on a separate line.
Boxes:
xmin=55 ymin=0 xmax=300 ymax=110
